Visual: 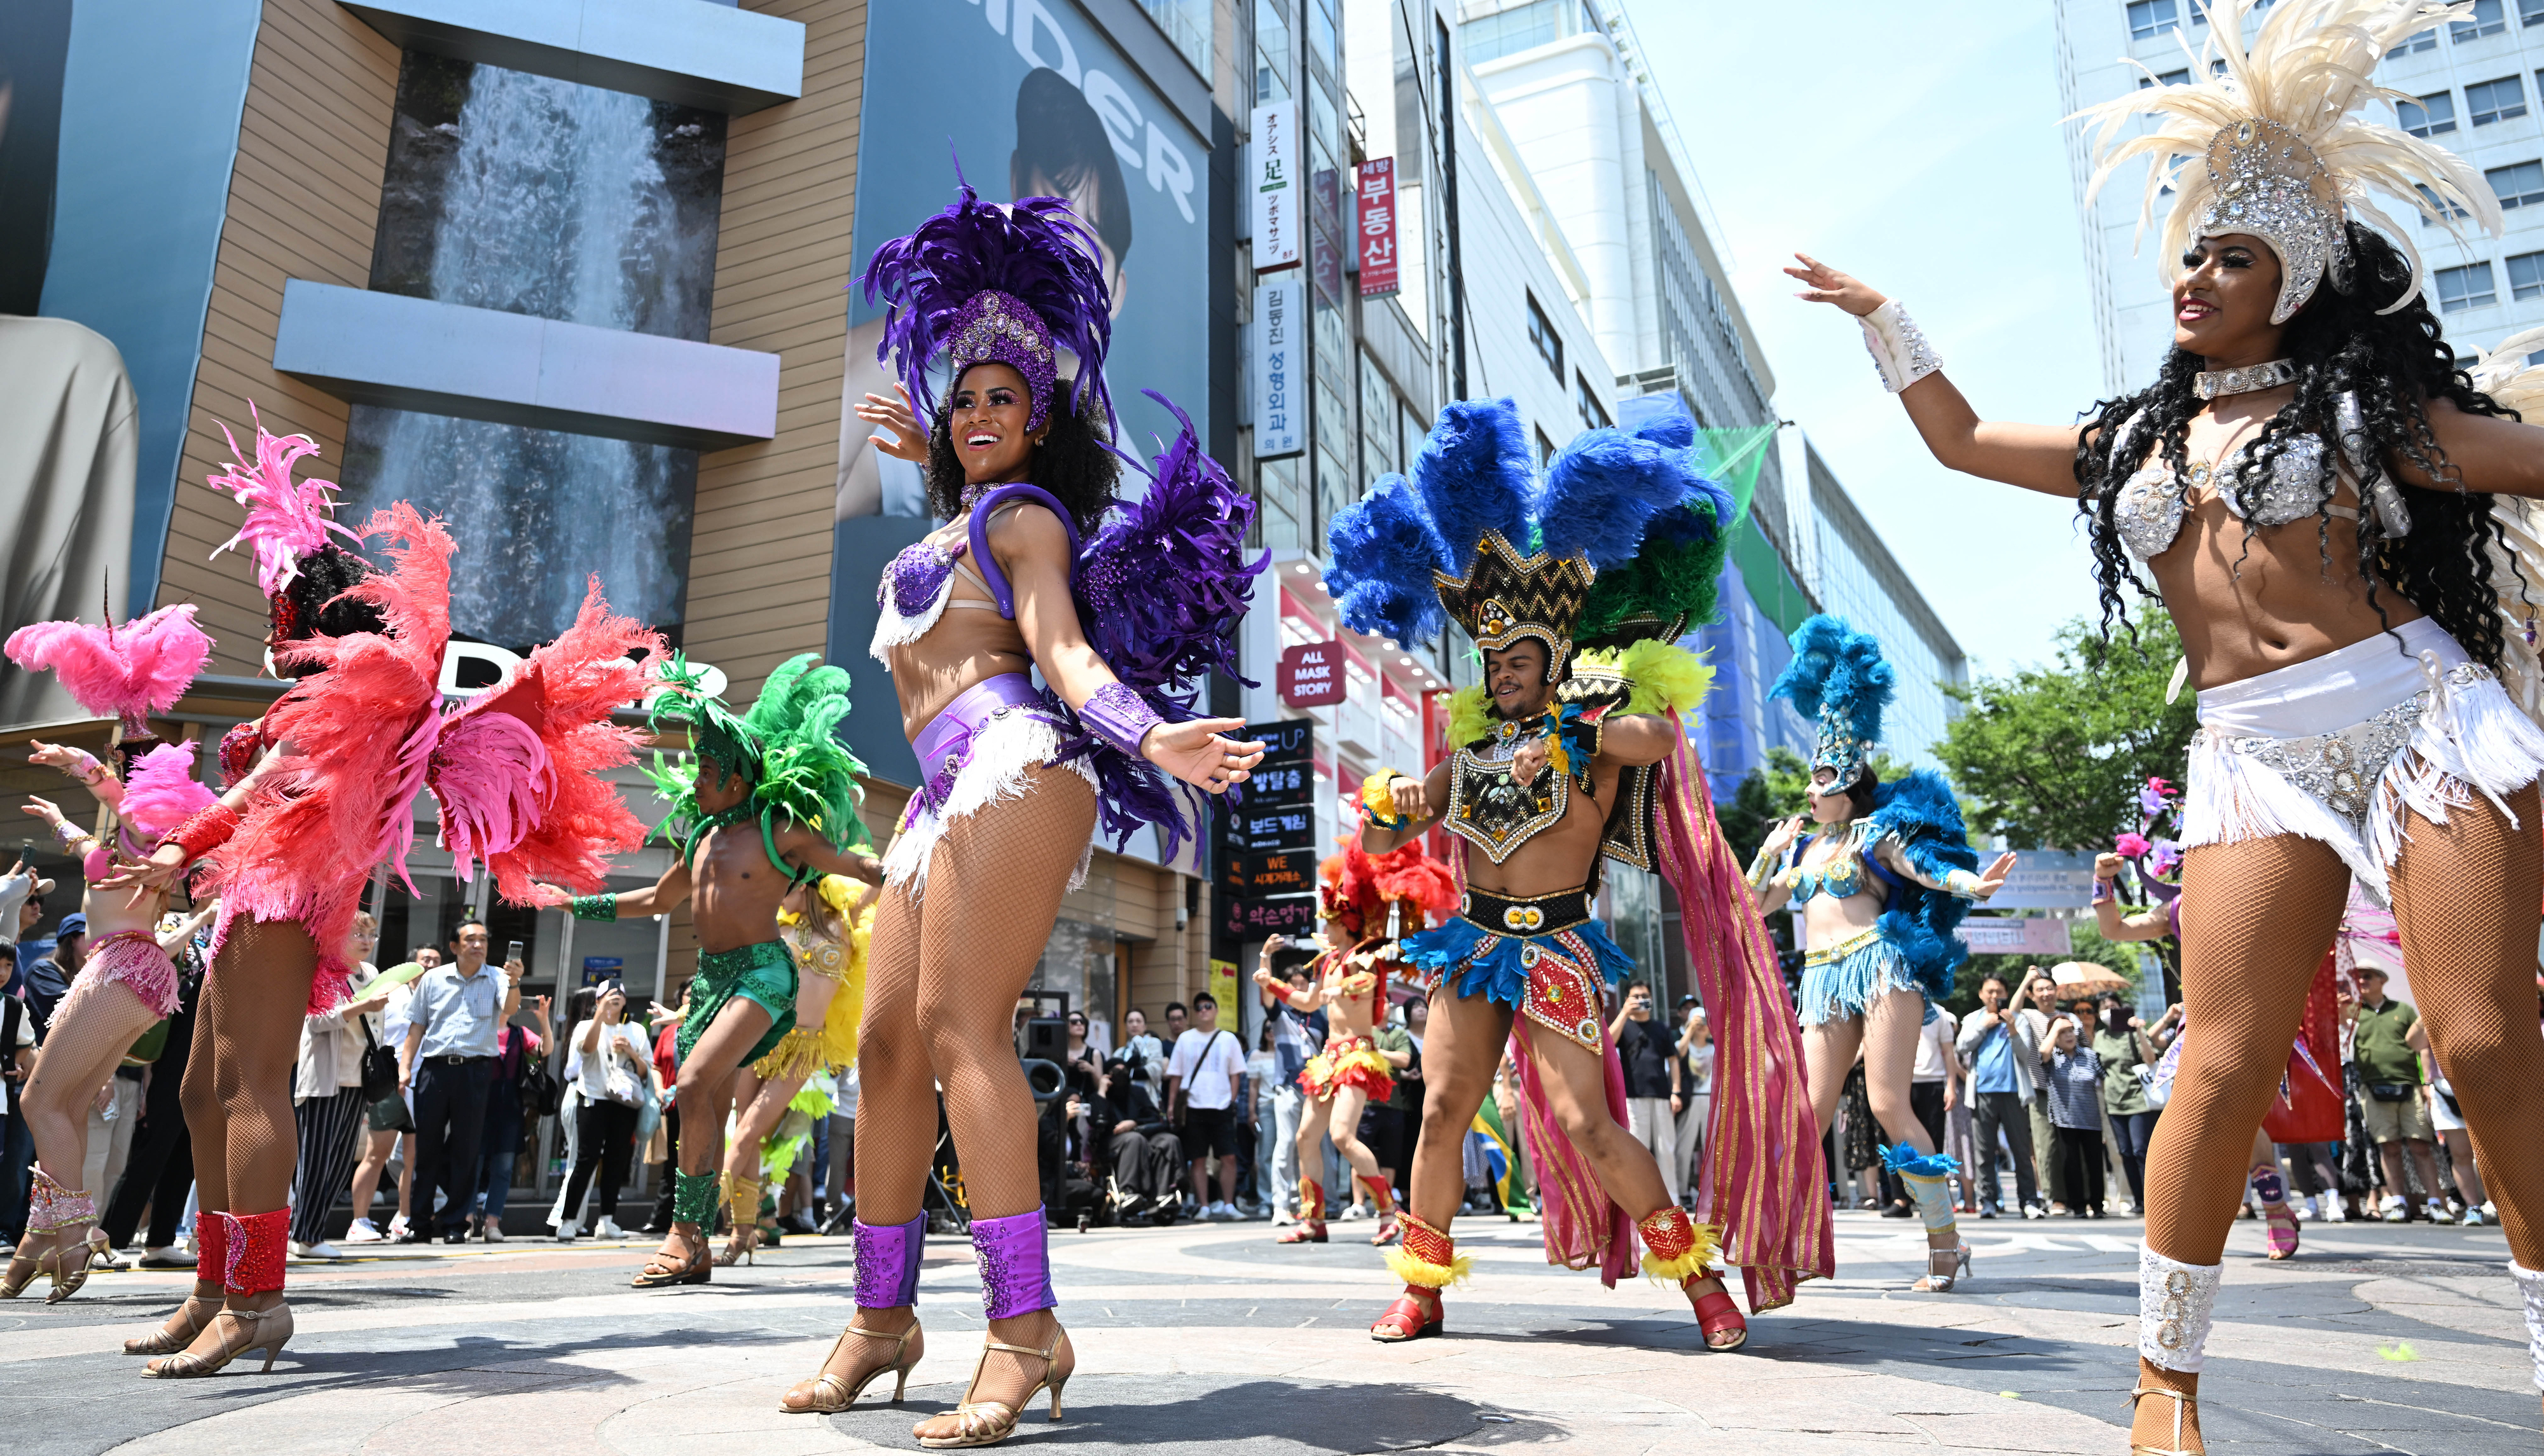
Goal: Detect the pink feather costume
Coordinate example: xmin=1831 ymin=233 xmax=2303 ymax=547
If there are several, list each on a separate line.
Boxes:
xmin=197 ymin=504 xmax=662 ymax=1013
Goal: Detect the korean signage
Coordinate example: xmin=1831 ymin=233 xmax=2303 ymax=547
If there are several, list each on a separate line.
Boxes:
xmin=1956 ymin=916 xmax=2077 ymax=957
xmin=1253 ymin=278 xmax=1303 ymax=458
xmin=1250 ymin=100 xmax=1299 ymax=271
xmin=1217 ymin=720 xmax=1318 ymax=943
xmin=1356 ymin=157 xmax=1398 ymax=298
xmin=1278 ymin=640 xmax=1344 ymax=706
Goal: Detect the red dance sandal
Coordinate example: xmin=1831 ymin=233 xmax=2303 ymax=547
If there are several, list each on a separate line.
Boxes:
xmin=1275 ymin=1219 xmax=1328 ymax=1244
xmin=1686 ymin=1281 xmax=1748 ymax=1351
xmin=1369 ymin=1286 xmax=1442 ymax=1342
xmin=2263 ymin=1201 xmax=2300 ymax=1261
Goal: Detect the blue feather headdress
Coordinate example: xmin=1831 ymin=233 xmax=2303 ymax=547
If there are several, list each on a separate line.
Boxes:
xmin=1324 ymin=397 xmax=1728 ymax=682
xmin=859 ymin=172 xmax=1114 ymax=434
xmin=1769 ymin=615 xmax=1894 ymax=782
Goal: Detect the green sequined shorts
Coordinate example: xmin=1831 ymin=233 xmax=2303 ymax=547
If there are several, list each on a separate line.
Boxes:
xmin=679 ymin=940 xmax=798 ymax=1066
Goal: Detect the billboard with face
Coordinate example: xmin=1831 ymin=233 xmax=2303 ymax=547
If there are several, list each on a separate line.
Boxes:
xmin=826 ymin=0 xmax=1212 ymax=806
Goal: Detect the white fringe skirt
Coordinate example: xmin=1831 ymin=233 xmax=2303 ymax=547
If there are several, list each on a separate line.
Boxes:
xmin=880 ymin=697 xmax=1096 ymax=901
xmin=2183 ymin=619 xmax=2544 ymax=902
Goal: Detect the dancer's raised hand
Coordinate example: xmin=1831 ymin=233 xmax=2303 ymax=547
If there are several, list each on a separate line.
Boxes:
xmin=1143 ymin=716 xmax=1264 ymax=793
xmin=1970 ymin=850 xmax=2019 ymax=900
xmin=1785 ymin=254 xmax=1888 ymax=317
xmin=855 ymin=382 xmax=929 ymax=464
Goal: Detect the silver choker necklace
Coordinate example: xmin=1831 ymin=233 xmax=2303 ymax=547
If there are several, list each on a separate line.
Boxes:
xmin=2193 ymin=359 xmax=2297 ymax=401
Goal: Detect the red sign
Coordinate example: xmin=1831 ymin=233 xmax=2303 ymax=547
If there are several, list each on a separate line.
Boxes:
xmin=1279 ymin=641 xmax=1345 ymax=707
xmin=1357 ymin=158 xmax=1399 ymax=298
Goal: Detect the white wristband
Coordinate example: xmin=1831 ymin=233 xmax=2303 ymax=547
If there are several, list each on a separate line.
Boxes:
xmin=1858 ymin=299 xmax=1942 ymax=394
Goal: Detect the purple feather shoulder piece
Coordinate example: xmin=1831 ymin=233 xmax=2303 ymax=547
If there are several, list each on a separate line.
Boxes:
xmin=1050 ymin=389 xmax=1268 ymax=860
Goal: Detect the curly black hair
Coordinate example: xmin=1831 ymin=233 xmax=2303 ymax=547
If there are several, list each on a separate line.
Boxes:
xmin=2072 ymin=222 xmax=2520 ymax=671
xmin=272 ymin=546 xmax=387 ymax=677
xmin=923 ymin=380 xmax=1119 ymax=536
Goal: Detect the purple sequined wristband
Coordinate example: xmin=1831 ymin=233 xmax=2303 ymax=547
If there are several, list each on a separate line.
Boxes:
xmin=1079 ymin=683 xmax=1164 ymax=759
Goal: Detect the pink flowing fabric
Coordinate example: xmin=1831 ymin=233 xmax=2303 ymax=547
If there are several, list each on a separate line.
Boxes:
xmin=1507 ymin=1015 xmax=1638 ymax=1286
xmin=1651 ymin=717 xmax=1832 ymax=1312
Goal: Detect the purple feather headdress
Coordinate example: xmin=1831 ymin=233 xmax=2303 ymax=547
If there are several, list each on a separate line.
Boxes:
xmin=861 ymin=179 xmax=1114 ymax=434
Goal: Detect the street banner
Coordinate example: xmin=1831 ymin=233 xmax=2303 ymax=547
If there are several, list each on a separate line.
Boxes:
xmin=1984 ymin=850 xmax=2101 ymax=910
xmin=1251 ymin=100 xmax=1299 ymax=271
xmin=1357 ymin=157 xmax=1398 ymax=298
xmin=1254 ymin=278 xmax=1303 ymax=458
xmin=1956 ymin=916 xmax=2076 ymax=956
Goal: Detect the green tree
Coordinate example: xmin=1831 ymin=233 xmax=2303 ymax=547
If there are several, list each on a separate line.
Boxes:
xmin=1934 ymin=600 xmax=2197 ymax=852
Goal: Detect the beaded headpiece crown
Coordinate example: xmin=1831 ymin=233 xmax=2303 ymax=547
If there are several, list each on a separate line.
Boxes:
xmin=1770 ymin=615 xmax=1893 ymax=785
xmin=2078 ymin=0 xmax=2498 ymax=325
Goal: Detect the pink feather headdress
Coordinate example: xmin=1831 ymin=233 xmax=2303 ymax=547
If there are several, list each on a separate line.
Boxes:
xmin=4 ymin=603 xmax=214 ymax=734
xmin=205 ymin=404 xmax=362 ymax=594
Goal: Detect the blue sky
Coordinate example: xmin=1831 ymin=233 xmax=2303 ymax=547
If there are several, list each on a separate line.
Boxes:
xmin=1636 ymin=1 xmax=2132 ymax=676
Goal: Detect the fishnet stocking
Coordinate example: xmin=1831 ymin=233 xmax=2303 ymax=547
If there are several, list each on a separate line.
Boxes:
xmin=2389 ymin=783 xmax=2544 ymax=1269
xmin=181 ymin=915 xmax=319 ymax=1222
xmin=2141 ymin=834 xmax=2351 ymax=1265
xmin=857 ymin=765 xmax=1096 ymax=1227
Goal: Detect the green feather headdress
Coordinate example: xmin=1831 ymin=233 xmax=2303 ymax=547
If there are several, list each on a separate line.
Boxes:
xmin=646 ymin=652 xmax=872 ymax=868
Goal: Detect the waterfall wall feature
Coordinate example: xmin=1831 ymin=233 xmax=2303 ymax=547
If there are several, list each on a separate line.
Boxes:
xmin=341 ymin=53 xmax=728 ymax=650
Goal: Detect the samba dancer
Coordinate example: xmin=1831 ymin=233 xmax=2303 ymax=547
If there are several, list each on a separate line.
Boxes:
xmin=776 ymin=181 xmax=1261 ymax=1448
xmin=1328 ymin=398 xmax=1829 ymax=1350
xmin=1255 ymin=841 xmax=1455 ymax=1246
xmin=1749 ymin=616 xmax=2013 ymax=1293
xmin=1794 ymin=4 xmax=2544 ymax=1447
xmin=111 ymin=418 xmax=662 ymax=1376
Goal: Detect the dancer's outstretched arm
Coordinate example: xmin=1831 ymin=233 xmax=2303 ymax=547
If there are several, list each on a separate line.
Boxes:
xmin=534 ymin=860 xmax=691 ymax=919
xmin=1788 ymin=254 xmax=2085 ymax=496
xmin=993 ymin=502 xmax=1264 ymax=793
xmin=1359 ymin=760 xmax=1450 ymax=855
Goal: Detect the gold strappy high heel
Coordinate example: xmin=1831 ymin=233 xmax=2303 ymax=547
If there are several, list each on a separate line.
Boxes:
xmin=142 ymin=1302 xmax=294 ymax=1378
xmin=716 ymin=1175 xmax=761 ymax=1267
xmin=779 ymin=1319 xmax=925 ymax=1413
xmin=915 ymin=1328 xmax=1073 ymax=1448
xmin=2129 ymin=1384 xmax=2199 ymax=1456
xmin=0 ymin=1242 xmax=56 ymax=1300
xmin=124 ymin=1292 xmax=223 ymax=1355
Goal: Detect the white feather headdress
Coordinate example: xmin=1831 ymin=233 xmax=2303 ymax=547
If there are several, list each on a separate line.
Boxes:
xmin=2078 ymin=0 xmax=2500 ymax=324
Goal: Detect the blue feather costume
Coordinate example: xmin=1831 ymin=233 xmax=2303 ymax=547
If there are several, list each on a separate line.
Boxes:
xmin=1764 ymin=615 xmax=1981 ymax=1026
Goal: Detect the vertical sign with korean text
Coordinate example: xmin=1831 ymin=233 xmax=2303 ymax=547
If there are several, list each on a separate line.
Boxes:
xmin=1357 ymin=157 xmax=1398 ymax=298
xmin=1251 ymin=100 xmax=1299 ymax=271
xmin=1253 ymin=278 xmax=1303 ymax=458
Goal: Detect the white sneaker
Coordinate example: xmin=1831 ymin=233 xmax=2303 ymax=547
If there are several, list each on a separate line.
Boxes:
xmin=595 ymin=1217 xmax=623 ymax=1239
xmin=2425 ymin=1199 xmax=2450 ymax=1223
xmin=2291 ymin=1201 xmax=2313 ymax=1221
xmin=2463 ymin=1206 xmax=2488 ymax=1226
xmin=290 ymin=1240 xmax=312 ymax=1259
xmin=1269 ymin=1210 xmax=1295 ymax=1227
xmin=2381 ymin=1195 xmax=2408 ymax=1223
xmin=554 ymin=1227 xmax=577 ymax=1242
xmin=343 ymin=1218 xmax=384 ymax=1244
xmin=387 ymin=1215 xmax=410 ymax=1240
xmin=303 ymin=1240 xmax=343 ymax=1260
xmin=1340 ymin=1204 xmax=1372 ymax=1221
xmin=2021 ymin=1204 xmax=2045 ymax=1221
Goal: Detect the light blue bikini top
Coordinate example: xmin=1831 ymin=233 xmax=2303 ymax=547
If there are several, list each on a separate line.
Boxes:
xmin=1776 ymin=825 xmax=1902 ymax=904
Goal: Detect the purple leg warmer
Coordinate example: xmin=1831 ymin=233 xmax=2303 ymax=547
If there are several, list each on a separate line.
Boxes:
xmin=853 ymin=1214 xmax=925 ymax=1309
xmin=970 ymin=1207 xmax=1056 ymax=1320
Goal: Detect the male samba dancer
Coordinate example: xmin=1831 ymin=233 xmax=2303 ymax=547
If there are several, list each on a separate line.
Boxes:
xmin=1328 ymin=398 xmax=1828 ymax=1348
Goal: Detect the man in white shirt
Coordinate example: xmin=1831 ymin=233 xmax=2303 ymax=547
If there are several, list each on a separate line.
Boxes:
xmin=1165 ymin=992 xmax=1249 ymax=1220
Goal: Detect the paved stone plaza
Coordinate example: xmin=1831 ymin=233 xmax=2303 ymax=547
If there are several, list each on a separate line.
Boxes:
xmin=3 ymin=1208 xmax=2533 ymax=1454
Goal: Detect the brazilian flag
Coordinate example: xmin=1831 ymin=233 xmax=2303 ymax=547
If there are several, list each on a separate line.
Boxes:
xmin=1470 ymin=1099 xmax=1528 ymax=1218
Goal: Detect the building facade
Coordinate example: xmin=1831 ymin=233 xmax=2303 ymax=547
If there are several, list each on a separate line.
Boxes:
xmin=0 ymin=0 xmax=1225 ymax=1152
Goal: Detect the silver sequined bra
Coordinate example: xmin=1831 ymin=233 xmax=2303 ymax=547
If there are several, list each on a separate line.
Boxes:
xmin=2195 ymin=661 xmax=2494 ymax=830
xmin=2104 ymin=394 xmax=2403 ymax=562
